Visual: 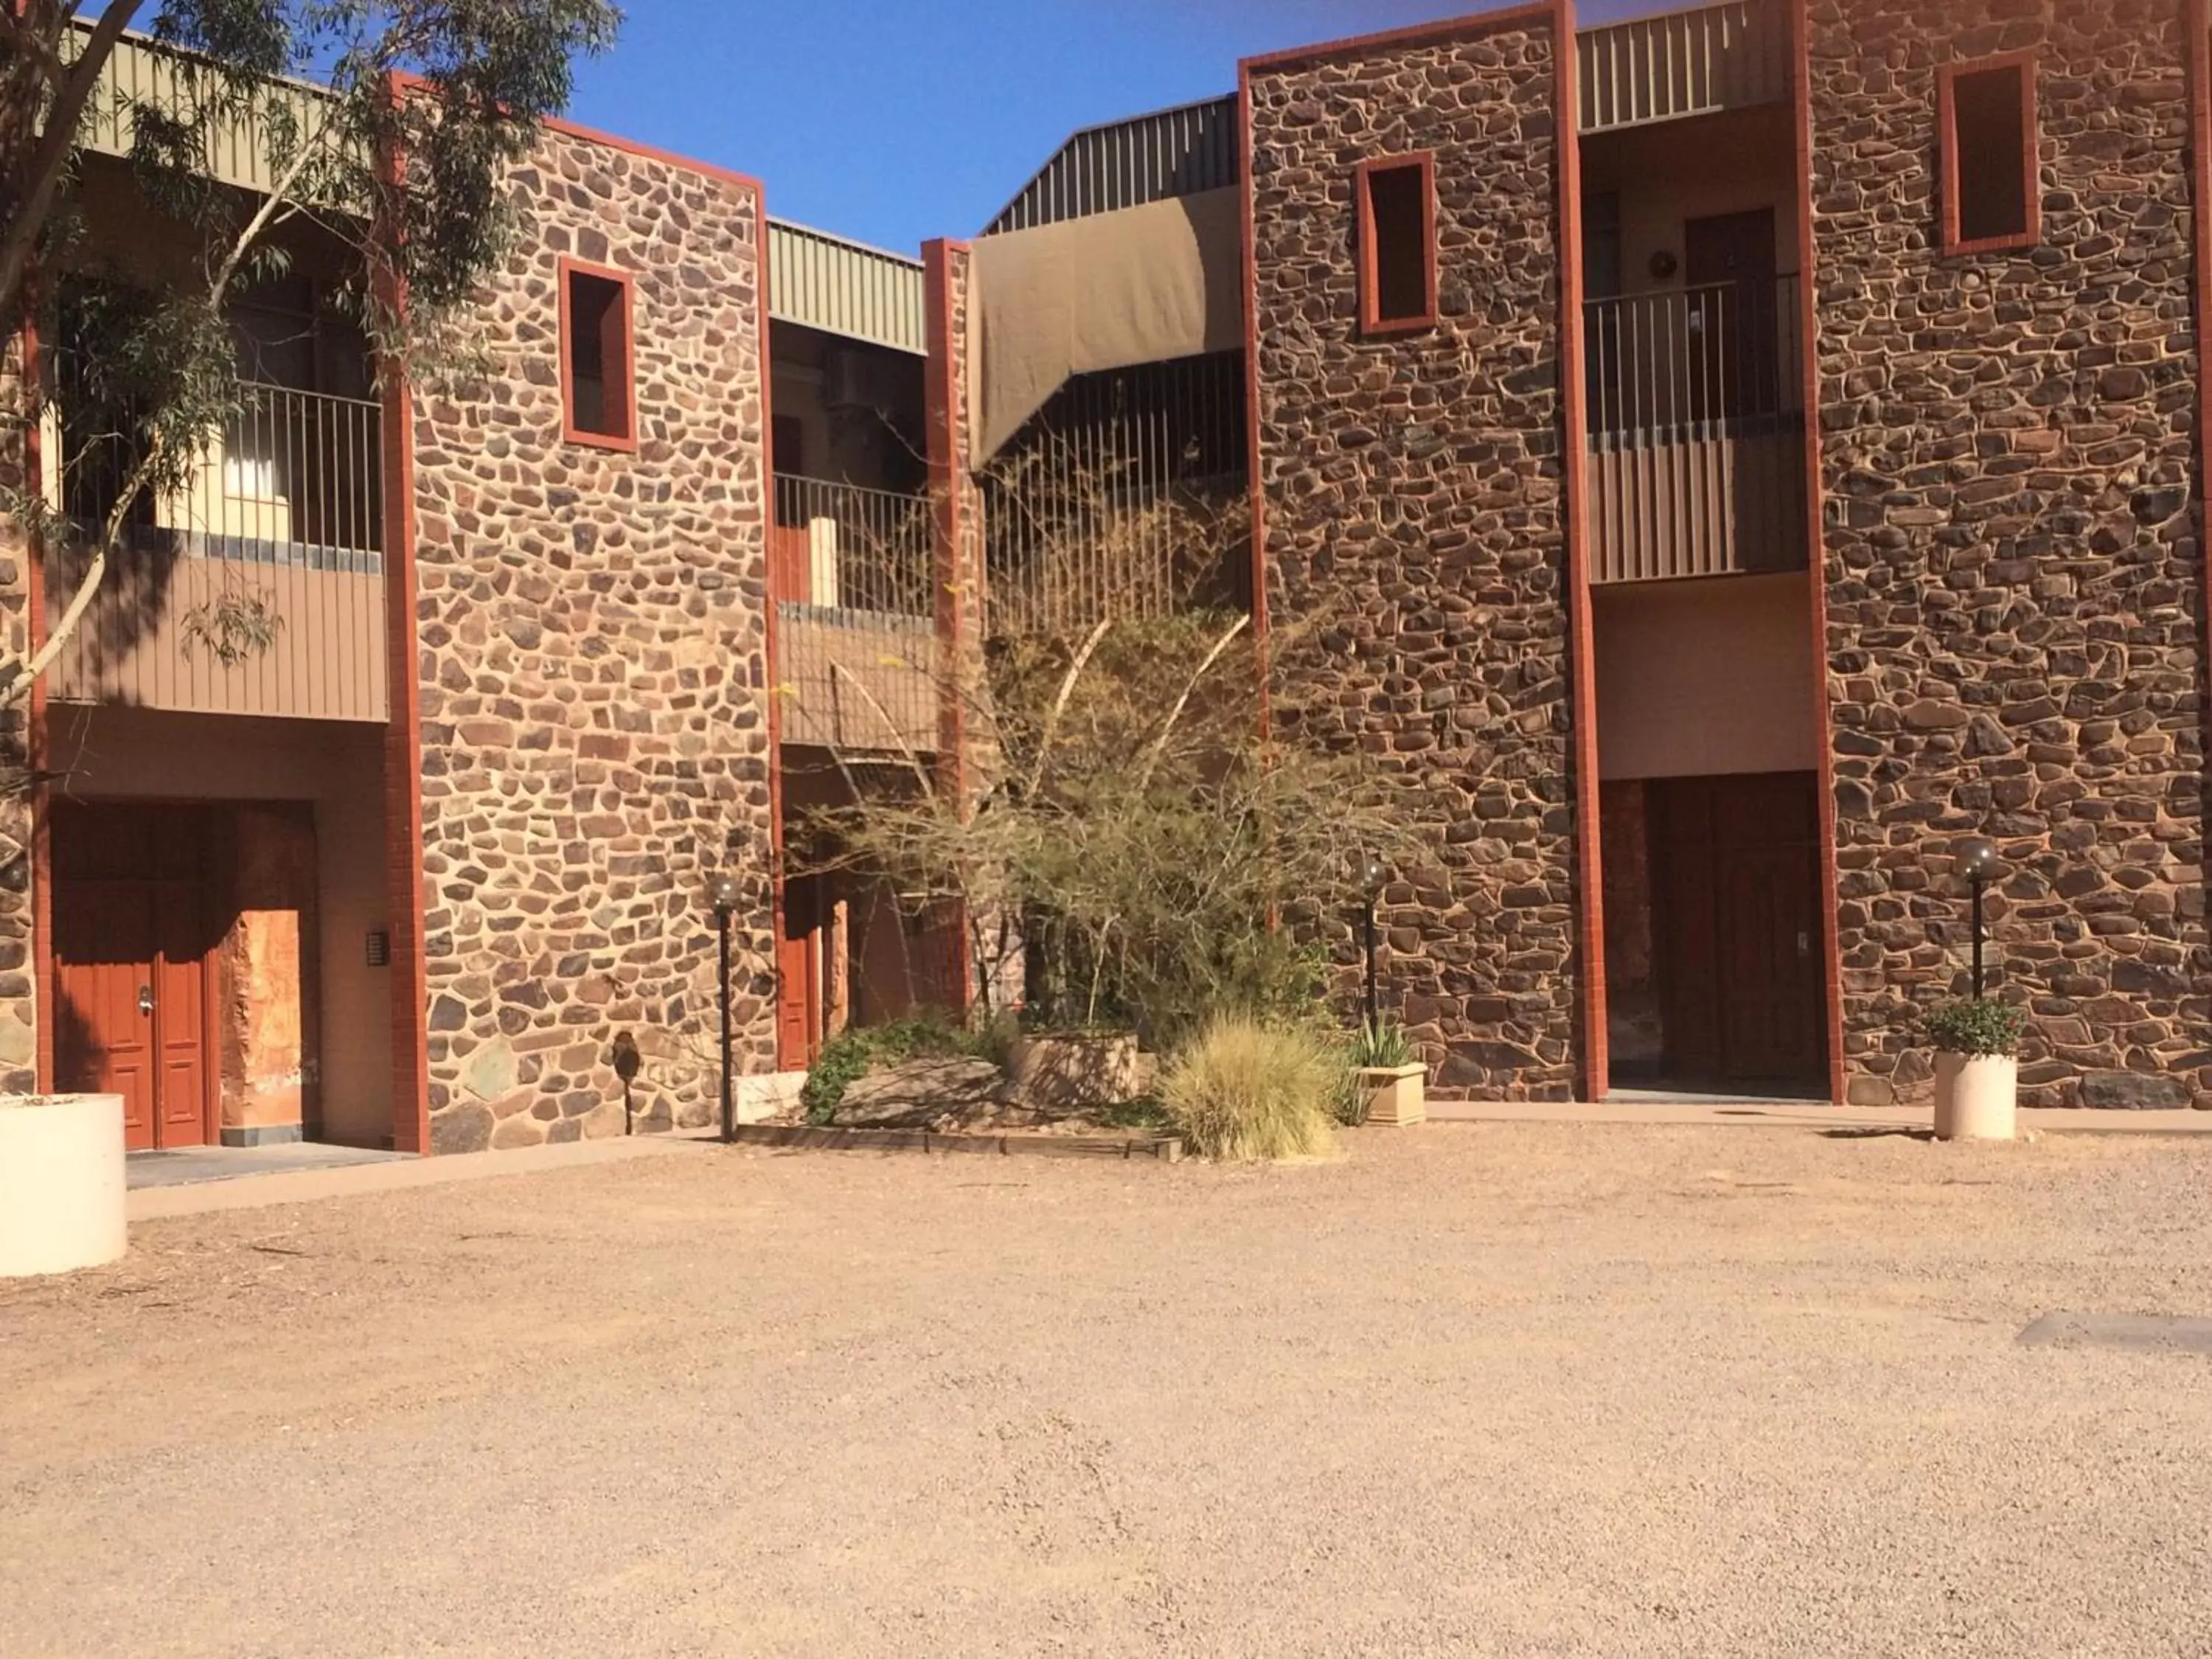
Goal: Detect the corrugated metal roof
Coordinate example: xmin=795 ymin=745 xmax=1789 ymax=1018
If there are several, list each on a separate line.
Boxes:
xmin=1578 ymin=0 xmax=1790 ymax=133
xmin=66 ymin=21 xmax=348 ymax=197
xmin=984 ymin=2 xmax=1792 ymax=234
xmin=984 ymin=96 xmax=1239 ymax=235
xmin=767 ymin=220 xmax=927 ymax=356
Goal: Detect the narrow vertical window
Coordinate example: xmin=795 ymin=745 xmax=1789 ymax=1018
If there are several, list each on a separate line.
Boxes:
xmin=1939 ymin=53 xmax=2038 ymax=255
xmin=1357 ymin=155 xmax=1437 ymax=335
xmin=560 ymin=260 xmax=636 ymax=449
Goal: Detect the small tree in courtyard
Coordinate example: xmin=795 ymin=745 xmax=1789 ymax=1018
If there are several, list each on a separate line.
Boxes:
xmin=798 ymin=452 xmax=1415 ymax=1048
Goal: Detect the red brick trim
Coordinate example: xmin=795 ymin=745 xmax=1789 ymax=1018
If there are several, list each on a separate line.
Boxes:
xmin=922 ymin=237 xmax=974 ymax=1015
xmin=386 ymin=76 xmax=765 ymax=199
xmin=536 ymin=113 xmax=765 ymax=198
xmin=1355 ymin=153 xmax=1440 ymax=338
xmin=21 ymin=302 xmax=54 ymax=1093
xmin=1552 ymin=0 xmax=1608 ymax=1102
xmin=1936 ymin=49 xmax=2042 ymax=257
xmin=1242 ymin=1 xmax=1555 ymax=74
xmin=2191 ymin=0 xmax=2212 ymax=1044
xmin=557 ymin=257 xmax=639 ymax=453
xmin=375 ymin=80 xmax=431 ymax=1154
xmin=1790 ymin=0 xmax=1847 ymax=1105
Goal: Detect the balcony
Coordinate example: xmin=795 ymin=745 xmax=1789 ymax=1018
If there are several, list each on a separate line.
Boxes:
xmin=42 ymin=379 xmax=389 ymax=722
xmin=772 ymin=474 xmax=939 ymax=757
xmin=1584 ymin=275 xmax=1807 ymax=585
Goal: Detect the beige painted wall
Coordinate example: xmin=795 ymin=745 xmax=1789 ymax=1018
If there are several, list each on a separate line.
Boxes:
xmin=46 ymin=706 xmax=394 ymax=1145
xmin=1593 ymin=571 xmax=1818 ymax=781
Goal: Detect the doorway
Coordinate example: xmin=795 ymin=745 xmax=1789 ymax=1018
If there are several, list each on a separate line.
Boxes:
xmin=53 ymin=803 xmax=220 ymax=1150
xmin=1683 ymin=207 xmax=1779 ymax=420
xmin=1646 ymin=771 xmax=1826 ymax=1089
xmin=776 ymin=873 xmax=826 ymax=1068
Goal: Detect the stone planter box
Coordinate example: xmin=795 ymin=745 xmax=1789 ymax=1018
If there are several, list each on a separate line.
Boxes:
xmin=1934 ymin=1052 xmax=2017 ymax=1142
xmin=1357 ymin=1063 xmax=1427 ymax=1127
xmin=1008 ymin=1032 xmax=1145 ymax=1113
xmin=0 ymin=1094 xmax=127 ymax=1278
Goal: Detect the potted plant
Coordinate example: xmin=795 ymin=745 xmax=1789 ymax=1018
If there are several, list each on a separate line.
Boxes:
xmin=0 ymin=1093 xmax=128 ymax=1277
xmin=1926 ymin=999 xmax=2025 ymax=1142
xmin=1350 ymin=1020 xmax=1426 ymax=1127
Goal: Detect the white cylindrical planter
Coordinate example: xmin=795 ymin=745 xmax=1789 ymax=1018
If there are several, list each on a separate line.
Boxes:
xmin=1933 ymin=1053 xmax=2017 ymax=1142
xmin=0 ymin=1094 xmax=128 ymax=1277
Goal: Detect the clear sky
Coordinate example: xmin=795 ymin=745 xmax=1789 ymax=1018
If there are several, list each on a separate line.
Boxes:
xmin=566 ymin=0 xmax=1666 ymax=257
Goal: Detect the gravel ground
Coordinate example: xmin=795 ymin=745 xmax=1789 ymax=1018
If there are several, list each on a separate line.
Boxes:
xmin=4 ymin=1124 xmax=2211 ymax=1658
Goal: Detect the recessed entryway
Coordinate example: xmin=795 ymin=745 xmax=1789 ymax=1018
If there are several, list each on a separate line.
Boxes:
xmin=1603 ymin=770 xmax=1830 ymax=1097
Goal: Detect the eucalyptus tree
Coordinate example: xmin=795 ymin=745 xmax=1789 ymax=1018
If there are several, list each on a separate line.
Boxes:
xmin=0 ymin=0 xmax=621 ymax=696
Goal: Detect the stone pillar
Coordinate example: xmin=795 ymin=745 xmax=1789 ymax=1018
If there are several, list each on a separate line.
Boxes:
xmin=923 ymin=237 xmax=992 ymax=1017
xmin=1805 ymin=0 xmax=2211 ymax=1109
xmin=0 ymin=326 xmax=43 ymax=1095
xmin=1246 ymin=12 xmax=1582 ymax=1101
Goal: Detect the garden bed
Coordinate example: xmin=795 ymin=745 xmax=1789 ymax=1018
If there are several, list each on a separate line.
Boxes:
xmin=731 ymin=1121 xmax=1183 ymax=1161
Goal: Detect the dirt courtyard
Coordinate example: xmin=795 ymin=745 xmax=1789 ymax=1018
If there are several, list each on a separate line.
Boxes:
xmin=4 ymin=1124 xmax=2211 ymax=1658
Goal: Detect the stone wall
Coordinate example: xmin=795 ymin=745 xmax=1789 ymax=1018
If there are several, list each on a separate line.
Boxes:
xmin=1808 ymin=0 xmax=2211 ymax=1107
xmin=1248 ymin=17 xmax=1582 ymax=1099
xmin=0 ymin=333 xmax=39 ymax=1095
xmin=411 ymin=126 xmax=778 ymax=1152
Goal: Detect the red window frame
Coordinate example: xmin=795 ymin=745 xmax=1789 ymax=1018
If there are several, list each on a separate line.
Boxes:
xmin=1355 ymin=153 xmax=1439 ymax=337
xmin=558 ymin=257 xmax=638 ymax=452
xmin=1936 ymin=50 xmax=2040 ymax=257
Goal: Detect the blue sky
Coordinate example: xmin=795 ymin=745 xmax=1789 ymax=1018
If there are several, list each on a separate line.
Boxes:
xmin=567 ymin=0 xmax=1663 ymax=256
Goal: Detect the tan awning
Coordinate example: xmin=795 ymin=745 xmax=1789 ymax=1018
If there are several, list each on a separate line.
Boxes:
xmin=970 ymin=187 xmax=1243 ymax=460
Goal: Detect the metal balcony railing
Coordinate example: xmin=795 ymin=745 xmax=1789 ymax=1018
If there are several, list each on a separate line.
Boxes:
xmin=1583 ymin=275 xmax=1809 ymax=583
xmin=771 ymin=473 xmax=939 ymax=757
xmin=42 ymin=374 xmax=389 ymax=721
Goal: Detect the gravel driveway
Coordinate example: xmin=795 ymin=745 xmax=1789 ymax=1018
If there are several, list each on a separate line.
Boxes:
xmin=4 ymin=1124 xmax=2211 ymax=1658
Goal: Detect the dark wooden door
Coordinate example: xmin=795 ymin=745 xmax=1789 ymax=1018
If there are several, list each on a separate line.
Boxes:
xmin=1684 ymin=208 xmax=1778 ymax=420
xmin=53 ymin=804 xmax=217 ymax=1150
xmin=1651 ymin=773 xmax=1824 ymax=1085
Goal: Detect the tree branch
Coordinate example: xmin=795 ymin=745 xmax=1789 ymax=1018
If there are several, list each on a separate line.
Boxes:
xmin=0 ymin=0 xmax=146 ymax=333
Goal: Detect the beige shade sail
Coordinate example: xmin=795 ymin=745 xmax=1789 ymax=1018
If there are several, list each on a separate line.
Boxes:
xmin=970 ymin=187 xmax=1243 ymax=460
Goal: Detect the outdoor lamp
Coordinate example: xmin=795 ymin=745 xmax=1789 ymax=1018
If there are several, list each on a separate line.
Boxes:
xmin=709 ymin=874 xmax=743 ymax=1141
xmin=1952 ymin=837 xmax=2004 ymax=1001
xmin=1360 ymin=856 xmax=1388 ymax=1031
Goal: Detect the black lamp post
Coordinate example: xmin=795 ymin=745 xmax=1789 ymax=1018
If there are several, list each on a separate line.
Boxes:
xmin=1953 ymin=836 xmax=2003 ymax=1001
xmin=1360 ymin=856 xmax=1388 ymax=1032
xmin=710 ymin=874 xmax=742 ymax=1142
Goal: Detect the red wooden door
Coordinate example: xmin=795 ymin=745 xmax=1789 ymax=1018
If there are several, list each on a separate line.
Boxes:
xmin=154 ymin=881 xmax=212 ymax=1147
xmin=53 ymin=804 xmax=216 ymax=1150
xmin=776 ymin=876 xmax=824 ymax=1068
xmin=55 ymin=884 xmax=161 ymax=1150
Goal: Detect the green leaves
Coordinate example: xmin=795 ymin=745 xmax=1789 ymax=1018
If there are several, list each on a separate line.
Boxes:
xmin=1925 ymin=998 xmax=2027 ymax=1058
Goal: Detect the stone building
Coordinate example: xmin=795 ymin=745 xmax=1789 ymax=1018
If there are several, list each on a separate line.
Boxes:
xmin=10 ymin=0 xmax=2212 ymax=1169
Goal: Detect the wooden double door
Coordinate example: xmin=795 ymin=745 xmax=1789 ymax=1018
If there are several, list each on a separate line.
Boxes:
xmin=1648 ymin=772 xmax=1827 ymax=1087
xmin=54 ymin=804 xmax=220 ymax=1151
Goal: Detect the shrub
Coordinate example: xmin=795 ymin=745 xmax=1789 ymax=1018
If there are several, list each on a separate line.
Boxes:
xmin=1161 ymin=1016 xmax=1340 ymax=1161
xmin=1348 ymin=1019 xmax=1416 ymax=1070
xmin=1926 ymin=998 xmax=2027 ymax=1058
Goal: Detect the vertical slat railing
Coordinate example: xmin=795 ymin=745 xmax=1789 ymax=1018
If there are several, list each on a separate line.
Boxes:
xmin=44 ymin=366 xmax=386 ymax=720
xmin=1584 ymin=275 xmax=1805 ymax=584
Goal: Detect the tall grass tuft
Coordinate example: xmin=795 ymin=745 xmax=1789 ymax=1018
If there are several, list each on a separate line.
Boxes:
xmin=1161 ymin=1016 xmax=1340 ymax=1161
